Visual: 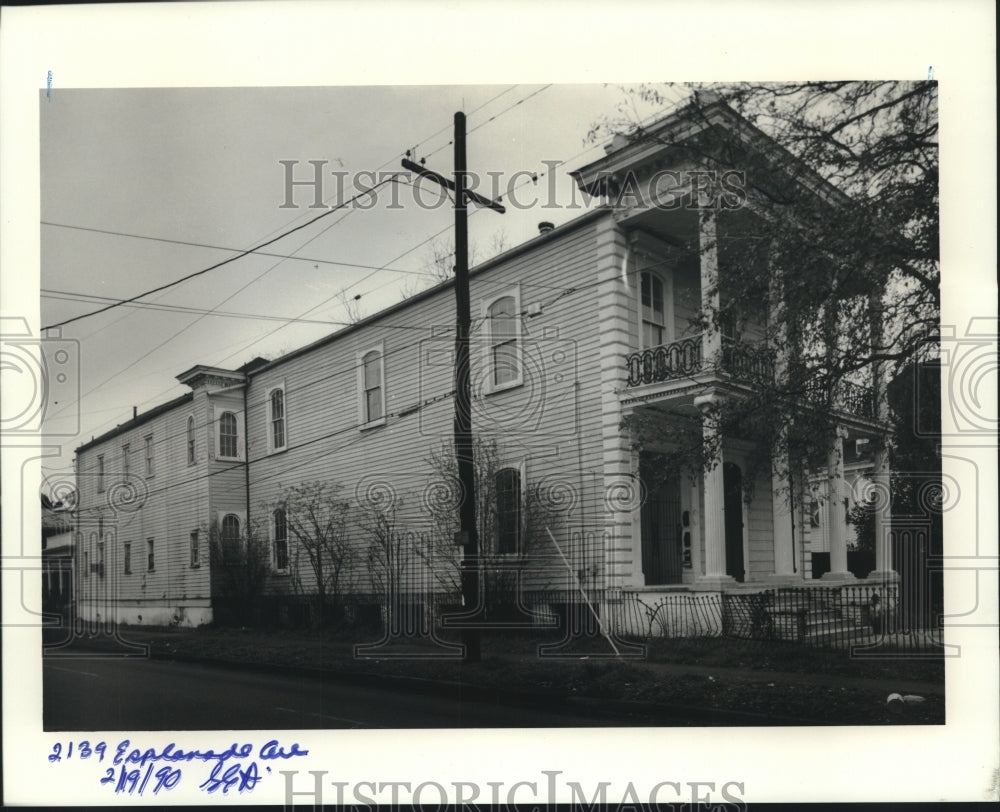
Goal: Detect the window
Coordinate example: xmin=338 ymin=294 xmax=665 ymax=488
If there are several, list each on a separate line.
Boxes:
xmin=487 ymin=296 xmax=519 ymax=388
xmin=144 ymin=435 xmax=154 ymax=476
xmin=190 ymin=530 xmax=200 ymax=568
xmin=362 ymin=350 xmax=384 ymax=424
xmin=273 ymin=509 xmax=289 ymax=572
xmin=83 ymin=551 xmax=89 ymax=578
xmin=186 ymin=416 xmax=196 ymax=465
xmin=123 ymin=542 xmax=132 ymax=575
xmin=640 ymin=271 xmax=666 ymax=348
xmin=495 ymin=467 xmax=522 ymax=555
xmin=98 ymin=517 xmax=104 ymax=539
xmin=147 ymin=538 xmax=155 ymax=571
xmin=268 ymin=388 xmax=286 ymax=451
xmin=359 ymin=348 xmax=385 ymax=426
xmin=221 ymin=514 xmax=241 ymax=563
xmin=97 ymin=542 xmax=105 ymax=578
xmin=219 ymin=411 xmax=238 ymax=458
xmin=97 ymin=455 xmax=105 ymax=492
xmin=122 ymin=444 xmax=130 ymax=477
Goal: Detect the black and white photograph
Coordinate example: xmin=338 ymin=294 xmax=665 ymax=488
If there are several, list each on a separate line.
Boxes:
xmin=3 ymin=1 xmax=996 ymax=807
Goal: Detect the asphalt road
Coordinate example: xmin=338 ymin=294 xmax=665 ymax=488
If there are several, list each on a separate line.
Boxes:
xmin=43 ymin=656 xmax=623 ymax=730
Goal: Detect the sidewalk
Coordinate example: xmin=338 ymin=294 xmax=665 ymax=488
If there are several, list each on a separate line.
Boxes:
xmin=46 ymin=625 xmax=945 ymax=726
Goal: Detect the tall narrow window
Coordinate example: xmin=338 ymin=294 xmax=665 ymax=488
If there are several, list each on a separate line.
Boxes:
xmin=97 ymin=455 xmax=105 ymax=492
xmin=219 ymin=412 xmax=238 ymax=458
xmin=641 ymin=272 xmax=665 ymax=348
xmin=488 ymin=296 xmax=519 ymax=387
xmin=495 ymin=467 xmax=522 ymax=555
xmin=186 ymin=416 xmax=195 ymax=465
xmin=273 ymin=509 xmax=289 ymax=572
xmin=83 ymin=551 xmax=89 ymax=578
xmin=144 ymin=435 xmax=154 ymax=476
xmin=122 ymin=444 xmax=130 ymax=477
xmin=221 ymin=514 xmax=241 ymax=563
xmin=147 ymin=538 xmax=155 ymax=571
xmin=190 ymin=530 xmax=200 ymax=568
xmin=123 ymin=542 xmax=132 ymax=575
xmin=269 ymin=389 xmax=286 ymax=450
xmin=362 ymin=351 xmax=384 ymax=424
xmin=97 ymin=542 xmax=105 ymax=578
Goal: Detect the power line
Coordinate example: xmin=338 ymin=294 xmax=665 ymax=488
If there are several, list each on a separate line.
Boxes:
xmin=42 ymin=176 xmax=401 ymax=331
xmin=41 ymin=288 xmax=437 ymax=332
xmin=40 ymin=222 xmax=427 ymax=277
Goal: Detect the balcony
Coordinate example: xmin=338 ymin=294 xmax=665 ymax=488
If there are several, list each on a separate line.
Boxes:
xmin=804 ymin=379 xmax=878 ymax=421
xmin=625 ymin=337 xmax=877 ymax=421
xmin=625 ymin=334 xmax=774 ymax=388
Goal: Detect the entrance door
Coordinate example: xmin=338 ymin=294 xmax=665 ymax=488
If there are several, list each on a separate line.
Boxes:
xmin=723 ymin=462 xmax=746 ymax=582
xmin=640 ymin=460 xmax=683 ymax=585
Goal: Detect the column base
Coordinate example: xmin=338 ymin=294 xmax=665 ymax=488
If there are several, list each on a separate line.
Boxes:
xmin=693 ymin=575 xmax=738 ymax=591
xmin=865 ymin=569 xmax=900 ymax=584
xmin=820 ymin=570 xmax=858 ymax=584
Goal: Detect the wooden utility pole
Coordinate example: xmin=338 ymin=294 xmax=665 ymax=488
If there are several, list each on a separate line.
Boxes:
xmin=402 ymin=112 xmax=504 ymax=662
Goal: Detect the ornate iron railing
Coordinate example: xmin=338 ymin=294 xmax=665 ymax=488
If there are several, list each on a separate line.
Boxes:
xmin=626 ymin=335 xmax=703 ymax=387
xmin=720 ymin=335 xmax=775 ymax=383
xmin=625 ymin=334 xmax=775 ymax=388
xmin=804 ymin=380 xmax=877 ymax=420
xmin=837 ymin=379 xmax=877 ymax=420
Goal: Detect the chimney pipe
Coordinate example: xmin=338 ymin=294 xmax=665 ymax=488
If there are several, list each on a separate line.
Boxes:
xmin=133 ymin=406 xmax=138 ymax=419
xmin=538 ymin=221 xmax=554 ymax=235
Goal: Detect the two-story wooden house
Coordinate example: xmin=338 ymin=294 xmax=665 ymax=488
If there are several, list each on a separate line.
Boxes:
xmin=73 ymin=93 xmax=896 ymax=629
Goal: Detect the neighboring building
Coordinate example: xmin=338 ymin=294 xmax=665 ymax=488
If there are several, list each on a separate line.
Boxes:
xmin=73 ymin=94 xmax=896 ymax=628
xmin=42 ymin=495 xmax=74 ymax=620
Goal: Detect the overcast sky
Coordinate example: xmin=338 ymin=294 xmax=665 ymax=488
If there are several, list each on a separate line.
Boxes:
xmin=39 ymin=83 xmax=680 ymax=481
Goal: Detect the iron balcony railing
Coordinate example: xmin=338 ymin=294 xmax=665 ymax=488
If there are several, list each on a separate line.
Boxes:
xmin=625 ymin=333 xmax=774 ymax=388
xmin=804 ymin=379 xmax=878 ymax=421
xmin=626 ymin=337 xmax=877 ymax=420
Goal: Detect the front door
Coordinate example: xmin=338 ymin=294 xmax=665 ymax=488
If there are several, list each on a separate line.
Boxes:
xmin=640 ymin=458 xmax=683 ymax=585
xmin=723 ymin=462 xmax=746 ymax=582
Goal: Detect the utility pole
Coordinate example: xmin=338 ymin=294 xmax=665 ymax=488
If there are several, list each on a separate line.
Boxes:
xmin=403 ymin=112 xmax=504 ymax=662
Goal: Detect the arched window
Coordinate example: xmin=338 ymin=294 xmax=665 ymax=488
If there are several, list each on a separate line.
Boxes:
xmin=273 ymin=509 xmax=289 ymax=572
xmin=221 ymin=513 xmax=240 ymax=541
xmin=219 ymin=412 xmax=238 ymax=458
xmin=361 ymin=350 xmax=384 ymax=423
xmin=495 ymin=467 xmax=522 ymax=555
xmin=269 ymin=389 xmax=286 ymax=450
xmin=220 ymin=513 xmax=241 ymax=564
xmin=488 ymin=296 xmax=519 ymax=387
xmin=186 ymin=416 xmax=195 ymax=465
xmin=640 ymin=271 xmax=665 ymax=348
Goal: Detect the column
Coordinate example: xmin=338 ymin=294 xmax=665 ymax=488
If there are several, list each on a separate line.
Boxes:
xmin=694 ymin=392 xmax=735 ymax=589
xmin=699 ymin=207 xmax=722 ymax=365
xmin=822 ymin=425 xmax=856 ymax=582
xmin=867 ymin=438 xmax=898 ymax=582
xmin=767 ymin=437 xmax=797 ymax=582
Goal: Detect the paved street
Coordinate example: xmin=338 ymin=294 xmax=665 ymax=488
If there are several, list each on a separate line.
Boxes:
xmin=43 ymin=656 xmax=623 ymax=730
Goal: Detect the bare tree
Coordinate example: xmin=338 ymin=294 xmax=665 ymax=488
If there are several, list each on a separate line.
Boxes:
xmin=422 ymin=437 xmax=560 ymax=604
xmin=207 ymin=517 xmax=270 ymax=626
xmin=275 ymin=481 xmax=354 ymax=627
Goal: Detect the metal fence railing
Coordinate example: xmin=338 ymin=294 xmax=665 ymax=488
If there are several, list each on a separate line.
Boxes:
xmin=269 ymin=583 xmax=943 ymax=653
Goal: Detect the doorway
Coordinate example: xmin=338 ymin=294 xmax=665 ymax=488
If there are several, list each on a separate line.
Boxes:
xmin=723 ymin=462 xmax=746 ymax=582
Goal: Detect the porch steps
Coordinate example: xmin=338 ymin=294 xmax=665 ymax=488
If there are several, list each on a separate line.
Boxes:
xmin=802 ymin=610 xmax=870 ymax=644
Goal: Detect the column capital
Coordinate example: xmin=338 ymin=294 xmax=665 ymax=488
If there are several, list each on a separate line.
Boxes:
xmin=694 ymin=391 xmax=724 ymax=412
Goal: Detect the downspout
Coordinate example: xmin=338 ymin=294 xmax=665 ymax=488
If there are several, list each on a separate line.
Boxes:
xmin=242 ymin=374 xmax=252 ymax=535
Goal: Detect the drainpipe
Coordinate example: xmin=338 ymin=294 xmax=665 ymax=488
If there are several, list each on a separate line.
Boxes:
xmin=242 ymin=374 xmax=252 ymax=531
